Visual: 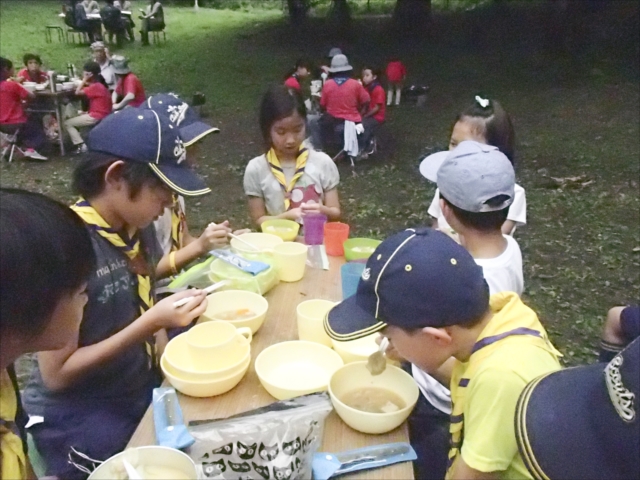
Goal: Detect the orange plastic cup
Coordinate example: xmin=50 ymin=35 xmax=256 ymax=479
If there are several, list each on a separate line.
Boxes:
xmin=324 ymin=222 xmax=350 ymax=256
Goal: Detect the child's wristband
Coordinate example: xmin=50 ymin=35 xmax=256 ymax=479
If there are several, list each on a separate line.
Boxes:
xmin=169 ymin=251 xmax=178 ymax=275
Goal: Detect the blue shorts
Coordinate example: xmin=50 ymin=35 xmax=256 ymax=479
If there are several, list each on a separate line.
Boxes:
xmin=620 ymin=305 xmax=640 ymax=343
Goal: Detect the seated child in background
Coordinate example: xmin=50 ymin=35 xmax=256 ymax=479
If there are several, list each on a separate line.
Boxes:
xmin=143 ymin=93 xmax=249 ymax=279
xmin=421 ymin=96 xmax=526 ymax=236
xmin=16 ymin=54 xmax=48 ymax=84
xmin=23 ymin=109 xmax=209 ymax=479
xmin=385 ymin=57 xmax=406 ymax=106
xmin=409 ymin=140 xmax=525 ymax=479
xmin=599 ymin=304 xmax=639 ymax=362
xmin=111 ymin=56 xmax=146 ymax=110
xmin=284 ymin=58 xmax=311 ymax=93
xmin=244 ymin=86 xmax=340 ymax=227
xmin=325 ymin=228 xmax=561 ymax=480
xmin=360 ymin=65 xmax=386 ymax=156
xmin=0 ymin=57 xmax=47 ymax=160
xmin=64 ymin=60 xmax=112 ymax=154
xmin=0 ymin=188 xmax=96 ymax=480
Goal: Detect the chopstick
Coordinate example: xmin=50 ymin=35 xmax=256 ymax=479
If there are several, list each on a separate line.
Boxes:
xmin=172 ymin=280 xmax=229 ymax=308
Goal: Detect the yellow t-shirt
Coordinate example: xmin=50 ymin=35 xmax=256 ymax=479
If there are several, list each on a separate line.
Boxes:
xmin=0 ymin=368 xmax=27 ymax=480
xmin=449 ymin=293 xmax=562 ymax=479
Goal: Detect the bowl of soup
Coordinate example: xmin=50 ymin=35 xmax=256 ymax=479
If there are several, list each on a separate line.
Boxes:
xmin=255 ymin=341 xmax=344 ymax=400
xmin=88 ymin=446 xmax=197 ymax=479
xmin=343 ymin=238 xmax=382 ymax=262
xmin=200 ymin=289 xmax=269 ymax=334
xmin=261 ymin=219 xmax=300 ymax=241
xmin=328 ymin=361 xmax=419 ymax=434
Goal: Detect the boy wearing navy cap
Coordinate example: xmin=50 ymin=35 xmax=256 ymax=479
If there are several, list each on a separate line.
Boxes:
xmin=325 ymin=228 xmax=561 ymax=479
xmin=23 ymin=108 xmax=210 ymax=479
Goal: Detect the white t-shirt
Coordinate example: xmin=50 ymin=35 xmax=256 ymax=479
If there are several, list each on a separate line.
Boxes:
xmin=428 ymin=184 xmax=527 ymax=234
xmin=412 ymin=235 xmax=524 ymax=414
xmin=243 ymin=149 xmax=339 ymax=217
xmin=99 ymin=59 xmax=116 ymax=91
xmin=154 ymin=196 xmax=185 ymax=257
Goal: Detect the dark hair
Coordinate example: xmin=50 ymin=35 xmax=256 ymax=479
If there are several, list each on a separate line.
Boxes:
xmin=441 ymin=194 xmax=510 ymax=233
xmin=23 ymin=53 xmax=42 ymax=66
xmin=259 ymin=85 xmax=307 ymax=146
xmin=284 ymin=58 xmax=311 ymax=81
xmin=83 ymin=60 xmax=108 ymax=88
xmin=0 ymin=57 xmax=13 ymax=75
xmin=72 ymin=153 xmax=165 ymax=200
xmin=362 ymin=65 xmax=381 ymax=78
xmin=0 ymin=189 xmax=96 ymax=338
xmin=456 ymin=97 xmax=515 ymax=165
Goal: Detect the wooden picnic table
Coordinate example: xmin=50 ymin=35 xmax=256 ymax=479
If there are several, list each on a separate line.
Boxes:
xmin=127 ymin=255 xmax=415 ymax=479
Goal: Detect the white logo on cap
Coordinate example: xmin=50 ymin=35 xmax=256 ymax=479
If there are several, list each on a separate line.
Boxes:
xmin=362 ymin=268 xmax=370 ymax=281
xmin=605 ymin=354 xmax=636 ymax=423
xmin=167 ymin=103 xmax=188 ymax=126
xmin=174 ymin=138 xmax=186 ymax=164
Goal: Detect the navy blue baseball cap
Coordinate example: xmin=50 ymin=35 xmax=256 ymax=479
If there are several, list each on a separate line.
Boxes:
xmin=143 ymin=93 xmax=219 ymax=147
xmin=87 ymin=108 xmax=211 ymax=197
xmin=325 ymin=228 xmax=489 ymax=341
xmin=516 ymin=337 xmax=640 ymax=480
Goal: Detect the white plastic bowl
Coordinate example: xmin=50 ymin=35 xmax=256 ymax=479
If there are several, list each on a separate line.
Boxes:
xmin=255 ymin=341 xmax=344 ymax=400
xmin=88 ymin=446 xmax=197 ymax=479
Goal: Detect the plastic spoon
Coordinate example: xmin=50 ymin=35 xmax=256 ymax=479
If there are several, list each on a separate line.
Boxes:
xmin=366 ymin=337 xmax=389 ymax=376
xmin=172 ymin=280 xmax=229 ymax=308
xmin=122 ymin=459 xmax=143 ymax=480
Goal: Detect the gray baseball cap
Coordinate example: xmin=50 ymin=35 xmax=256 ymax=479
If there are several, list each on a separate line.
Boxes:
xmin=328 ymin=47 xmax=342 ymax=58
xmin=437 ymin=140 xmax=515 ymax=212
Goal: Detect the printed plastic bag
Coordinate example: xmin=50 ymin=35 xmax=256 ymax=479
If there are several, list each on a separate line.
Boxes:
xmin=187 ymin=393 xmax=333 ymax=480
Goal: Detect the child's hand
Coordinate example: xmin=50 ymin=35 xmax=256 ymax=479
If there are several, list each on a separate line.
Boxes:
xmin=150 ymin=289 xmax=208 ymax=330
xmin=285 ymin=207 xmax=303 ymax=221
xmin=198 ymin=221 xmax=231 ymax=253
xmin=301 ymin=202 xmax=322 ymax=215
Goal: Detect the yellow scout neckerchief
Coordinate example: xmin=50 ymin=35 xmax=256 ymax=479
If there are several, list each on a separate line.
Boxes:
xmin=445 ymin=293 xmax=561 ymax=478
xmin=0 ymin=369 xmax=26 ymax=480
xmin=266 ymin=147 xmax=309 ymax=210
xmin=170 ymin=194 xmax=186 ymax=252
xmin=71 ymin=199 xmax=157 ymax=367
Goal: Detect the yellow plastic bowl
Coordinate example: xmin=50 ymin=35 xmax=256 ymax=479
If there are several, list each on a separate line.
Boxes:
xmin=230 ymin=232 xmax=283 ymax=255
xmin=329 ymin=362 xmax=419 ymax=434
xmin=88 ymin=446 xmax=197 ymax=479
xmin=255 ymin=341 xmax=344 ymax=400
xmin=261 ymin=219 xmax=300 ymax=241
xmin=163 ymin=332 xmax=250 ymax=380
xmin=161 ymin=354 xmax=250 ymax=398
xmin=200 ymin=290 xmax=269 ymax=334
xmin=331 ymin=333 xmax=380 ymax=363
xmin=343 ymin=238 xmax=382 ymax=262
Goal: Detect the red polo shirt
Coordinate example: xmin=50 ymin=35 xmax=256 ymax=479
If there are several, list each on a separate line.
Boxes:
xmin=0 ymin=80 xmax=29 ymax=125
xmin=115 ymin=73 xmax=146 ymax=108
xmin=284 ymin=76 xmax=301 ymax=92
xmin=320 ymin=78 xmax=370 ymax=123
xmin=386 ymin=61 xmax=406 ymax=83
xmin=84 ymin=82 xmax=112 ymax=120
xmin=367 ymin=84 xmax=386 ymax=123
xmin=17 ymin=69 xmax=48 ymax=84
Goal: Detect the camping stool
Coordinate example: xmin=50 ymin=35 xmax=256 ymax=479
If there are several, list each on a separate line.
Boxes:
xmin=45 ymin=25 xmax=65 ymax=43
xmin=0 ymin=127 xmax=22 ymax=163
xmin=152 ymin=29 xmax=166 ymax=44
xmin=67 ymin=28 xmax=89 ymax=44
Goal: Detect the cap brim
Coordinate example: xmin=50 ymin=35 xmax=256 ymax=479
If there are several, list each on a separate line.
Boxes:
xmin=516 ymin=364 xmax=630 ymax=480
xmin=180 ymin=122 xmax=220 ymax=147
xmin=419 ymin=150 xmax=449 ymax=182
xmin=329 ymin=66 xmax=353 ymax=73
xmin=113 ymin=68 xmax=131 ymax=75
xmin=148 ymin=163 xmax=211 ymax=197
xmin=324 ymin=296 xmax=386 ymax=342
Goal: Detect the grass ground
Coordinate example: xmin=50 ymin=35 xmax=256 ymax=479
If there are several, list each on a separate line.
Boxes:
xmin=1 ymin=0 xmax=638 ymax=368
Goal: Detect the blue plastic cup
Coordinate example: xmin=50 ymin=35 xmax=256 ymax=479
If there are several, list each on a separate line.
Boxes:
xmin=341 ymin=262 xmax=365 ymax=300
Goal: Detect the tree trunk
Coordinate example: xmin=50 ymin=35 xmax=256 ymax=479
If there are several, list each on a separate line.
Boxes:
xmin=287 ymin=0 xmax=307 ymax=24
xmin=329 ymin=0 xmax=351 ymax=25
xmin=393 ymin=0 xmax=431 ymax=32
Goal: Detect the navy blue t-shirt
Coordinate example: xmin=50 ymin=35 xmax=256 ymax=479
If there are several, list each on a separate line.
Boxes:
xmin=23 ymin=226 xmax=162 ymax=412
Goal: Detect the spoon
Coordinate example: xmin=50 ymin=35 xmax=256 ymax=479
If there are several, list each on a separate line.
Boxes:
xmin=122 ymin=459 xmax=143 ymax=480
xmin=209 ymin=222 xmax=262 ymax=252
xmin=172 ymin=280 xmax=229 ymax=308
xmin=367 ymin=337 xmax=389 ymax=376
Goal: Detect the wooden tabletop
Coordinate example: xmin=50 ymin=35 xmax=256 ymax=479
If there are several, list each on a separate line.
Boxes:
xmin=128 ymin=256 xmax=414 ymax=479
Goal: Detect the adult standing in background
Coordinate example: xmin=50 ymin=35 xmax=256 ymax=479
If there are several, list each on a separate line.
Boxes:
xmin=139 ymin=0 xmax=165 ymax=46
xmin=90 ymin=42 xmax=116 ymax=90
